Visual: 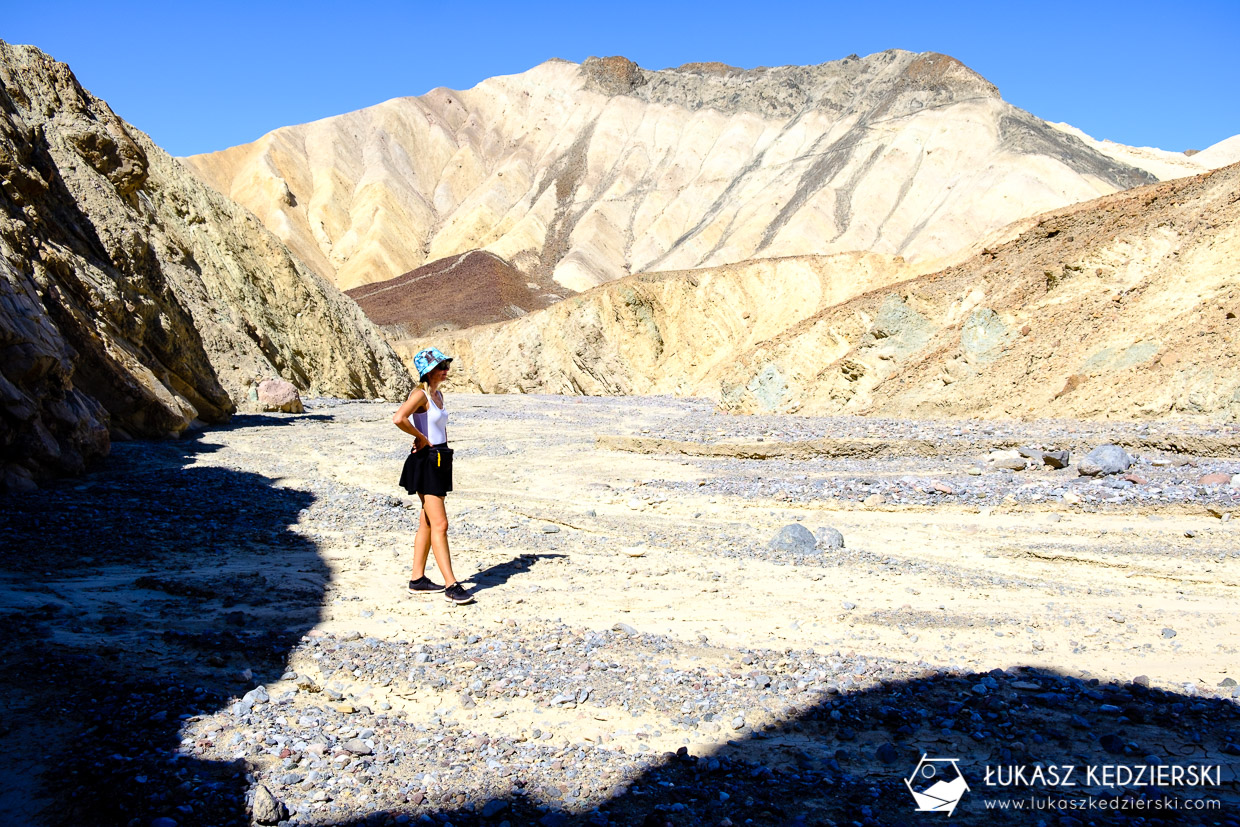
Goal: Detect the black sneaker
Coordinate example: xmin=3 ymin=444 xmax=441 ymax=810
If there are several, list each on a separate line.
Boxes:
xmin=407 ymin=576 xmax=443 ymax=595
xmin=444 ymin=582 xmax=475 ymax=605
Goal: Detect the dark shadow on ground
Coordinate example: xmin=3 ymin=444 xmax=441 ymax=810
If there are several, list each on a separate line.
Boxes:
xmin=0 ymin=430 xmax=328 ymax=826
xmin=307 ymin=666 xmax=1239 ymax=827
xmin=469 ymin=553 xmax=567 ymax=592
xmin=226 ymin=413 xmax=334 ymax=429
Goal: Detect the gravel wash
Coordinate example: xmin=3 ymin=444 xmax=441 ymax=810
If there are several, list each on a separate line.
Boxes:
xmin=1 ymin=394 xmax=1237 ymax=827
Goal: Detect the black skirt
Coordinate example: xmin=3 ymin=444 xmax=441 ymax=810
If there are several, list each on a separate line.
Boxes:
xmin=399 ymin=443 xmax=454 ymax=497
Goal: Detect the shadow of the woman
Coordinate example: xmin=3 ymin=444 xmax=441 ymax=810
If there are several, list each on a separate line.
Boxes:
xmin=469 ymin=553 xmax=567 ymax=591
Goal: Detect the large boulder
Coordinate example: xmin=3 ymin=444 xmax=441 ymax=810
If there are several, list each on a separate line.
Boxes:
xmin=770 ymin=524 xmax=818 ymax=554
xmin=256 ymin=379 xmax=304 ymax=413
xmin=815 ymin=526 xmax=845 ymax=550
xmin=1078 ymin=445 xmax=1133 ymax=476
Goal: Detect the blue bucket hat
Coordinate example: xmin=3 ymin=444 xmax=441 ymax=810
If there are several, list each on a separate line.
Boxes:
xmin=413 ymin=347 xmax=453 ymax=382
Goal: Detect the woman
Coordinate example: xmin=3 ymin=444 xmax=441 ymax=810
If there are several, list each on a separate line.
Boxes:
xmin=393 ymin=347 xmax=474 ymax=605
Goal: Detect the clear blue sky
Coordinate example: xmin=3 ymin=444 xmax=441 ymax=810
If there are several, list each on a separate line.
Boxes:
xmin=5 ymin=0 xmax=1237 ymax=157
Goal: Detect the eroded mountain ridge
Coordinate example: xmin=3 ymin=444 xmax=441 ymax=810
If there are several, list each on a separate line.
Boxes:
xmin=187 ymin=50 xmax=1165 ymax=297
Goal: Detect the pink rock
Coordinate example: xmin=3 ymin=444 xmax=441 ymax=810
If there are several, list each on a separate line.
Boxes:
xmin=257 ymin=378 xmax=304 ymax=413
xmin=1198 ymin=473 xmax=1232 ymax=486
xmin=1122 ymin=474 xmax=1149 ymax=485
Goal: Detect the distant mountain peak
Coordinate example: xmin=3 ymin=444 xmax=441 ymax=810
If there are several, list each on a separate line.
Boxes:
xmin=581 ymin=50 xmax=999 ymax=119
xmin=185 ymin=51 xmax=1224 ymax=295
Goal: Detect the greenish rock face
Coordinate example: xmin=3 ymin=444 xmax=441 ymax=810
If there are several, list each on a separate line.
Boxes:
xmin=1082 ymin=340 xmax=1160 ymax=373
xmin=1113 ymin=341 xmax=1160 ymax=370
xmin=871 ymin=295 xmax=935 ymax=354
xmin=960 ymin=308 xmax=1009 ymax=361
xmin=746 ymin=363 xmax=791 ymax=411
xmin=1081 ymin=347 xmax=1116 ymax=373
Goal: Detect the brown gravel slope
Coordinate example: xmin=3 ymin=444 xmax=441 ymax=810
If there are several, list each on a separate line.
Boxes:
xmin=346 ymin=250 xmax=564 ymax=337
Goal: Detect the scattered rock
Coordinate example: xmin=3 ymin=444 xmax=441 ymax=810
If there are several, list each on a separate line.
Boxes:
xmin=343 ymin=738 xmax=372 ymax=755
xmin=1042 ymin=449 xmax=1070 ymax=469
xmin=242 ymin=686 xmax=269 ymax=706
xmin=769 ymin=524 xmax=817 ymax=554
xmin=251 ymin=785 xmax=287 ymax=824
xmin=1078 ymin=444 xmax=1132 ymax=476
xmin=988 ymin=449 xmax=1026 ymax=471
xmin=813 ymin=526 xmax=845 ymax=550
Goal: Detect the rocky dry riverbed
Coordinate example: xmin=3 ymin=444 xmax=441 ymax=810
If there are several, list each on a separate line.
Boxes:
xmin=1 ymin=394 xmax=1238 ymax=827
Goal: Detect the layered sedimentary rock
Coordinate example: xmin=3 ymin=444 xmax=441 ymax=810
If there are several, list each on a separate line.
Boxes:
xmin=422 ymin=162 xmax=1240 ymax=422
xmin=345 ymin=249 xmax=564 ymax=338
xmin=187 ymin=51 xmax=1181 ymax=295
xmin=0 ymin=43 xmax=410 ymax=489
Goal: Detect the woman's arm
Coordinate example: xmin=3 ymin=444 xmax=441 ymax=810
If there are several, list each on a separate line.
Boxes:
xmin=392 ymin=389 xmax=430 ymax=448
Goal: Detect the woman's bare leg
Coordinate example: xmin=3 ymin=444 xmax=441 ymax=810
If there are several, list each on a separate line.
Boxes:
xmin=419 ymin=494 xmax=458 ymax=585
xmin=410 ymin=494 xmax=433 ymax=580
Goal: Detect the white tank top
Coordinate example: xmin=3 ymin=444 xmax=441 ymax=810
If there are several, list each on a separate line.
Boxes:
xmin=413 ymin=390 xmax=448 ymax=445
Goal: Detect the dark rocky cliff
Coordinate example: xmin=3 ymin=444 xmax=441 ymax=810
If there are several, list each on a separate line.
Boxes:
xmin=0 ymin=43 xmax=410 ymax=490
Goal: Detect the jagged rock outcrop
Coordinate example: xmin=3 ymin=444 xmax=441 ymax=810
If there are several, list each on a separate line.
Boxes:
xmin=0 ymin=42 xmax=411 ymax=489
xmin=417 ymin=162 xmax=1240 ymax=423
xmin=187 ymin=50 xmax=1189 ymax=294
